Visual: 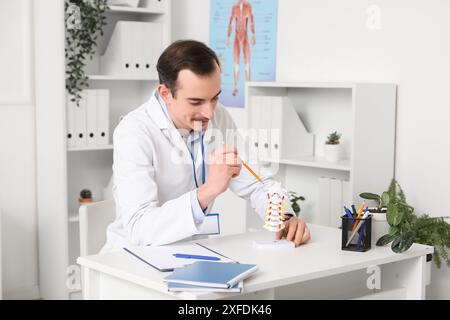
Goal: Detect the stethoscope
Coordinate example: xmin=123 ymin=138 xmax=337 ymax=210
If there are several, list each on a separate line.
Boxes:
xmin=188 ymin=133 xmax=206 ymax=188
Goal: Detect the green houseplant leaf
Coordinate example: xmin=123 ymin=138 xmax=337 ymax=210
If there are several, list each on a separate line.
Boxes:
xmin=391 ymin=231 xmax=415 ymax=253
xmin=386 ymin=203 xmax=403 ymax=226
xmin=381 ymin=192 xmax=390 ymax=207
xmin=359 ymin=192 xmax=380 ymax=201
xmin=376 ymin=233 xmax=397 ymax=246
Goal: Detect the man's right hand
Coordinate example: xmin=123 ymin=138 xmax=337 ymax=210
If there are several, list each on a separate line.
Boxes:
xmin=197 ymin=145 xmax=241 ymax=210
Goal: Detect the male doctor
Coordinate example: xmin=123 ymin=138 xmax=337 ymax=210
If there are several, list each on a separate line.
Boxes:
xmin=102 ymin=40 xmax=310 ymax=252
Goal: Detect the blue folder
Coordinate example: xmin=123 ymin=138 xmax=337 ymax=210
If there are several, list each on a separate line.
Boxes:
xmin=167 ymin=282 xmax=242 ymax=293
xmin=163 ymin=261 xmax=258 ymax=289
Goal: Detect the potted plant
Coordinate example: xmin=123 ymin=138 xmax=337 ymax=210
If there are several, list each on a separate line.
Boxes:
xmin=359 ymin=189 xmax=390 ymax=246
xmin=65 ymin=0 xmax=109 ymax=105
xmin=288 ymin=191 xmax=305 ymax=216
xmin=360 ymin=179 xmax=450 ymax=270
xmin=324 ymin=131 xmax=342 ymax=162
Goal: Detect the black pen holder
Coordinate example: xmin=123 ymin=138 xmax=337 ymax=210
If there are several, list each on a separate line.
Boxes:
xmin=341 ymin=215 xmax=372 ymax=252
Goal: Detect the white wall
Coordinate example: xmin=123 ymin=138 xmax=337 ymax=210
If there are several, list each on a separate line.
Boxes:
xmin=0 ymin=0 xmax=40 ymax=299
xmin=172 ymin=0 xmax=450 ymax=299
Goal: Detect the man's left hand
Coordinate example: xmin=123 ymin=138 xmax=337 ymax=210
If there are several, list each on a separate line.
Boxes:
xmin=276 ymin=217 xmax=311 ymax=247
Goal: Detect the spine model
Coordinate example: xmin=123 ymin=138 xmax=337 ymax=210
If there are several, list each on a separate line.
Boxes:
xmin=264 ymin=184 xmax=287 ymax=232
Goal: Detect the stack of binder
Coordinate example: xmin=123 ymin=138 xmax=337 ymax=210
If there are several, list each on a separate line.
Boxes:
xmin=66 ymin=89 xmax=110 ymax=149
xmin=100 ymin=21 xmax=163 ymax=77
xmin=249 ymin=95 xmax=314 ymax=161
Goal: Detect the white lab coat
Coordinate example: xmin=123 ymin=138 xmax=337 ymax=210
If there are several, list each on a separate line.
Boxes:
xmin=102 ymin=92 xmax=294 ymax=252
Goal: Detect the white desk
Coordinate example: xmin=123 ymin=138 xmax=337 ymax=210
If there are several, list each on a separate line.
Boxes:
xmin=77 ymin=224 xmax=433 ymax=300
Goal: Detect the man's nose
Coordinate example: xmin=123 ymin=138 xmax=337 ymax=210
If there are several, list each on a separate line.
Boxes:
xmin=201 ymin=103 xmax=215 ymax=119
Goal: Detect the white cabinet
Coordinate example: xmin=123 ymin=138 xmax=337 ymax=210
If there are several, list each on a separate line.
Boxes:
xmin=245 ymin=82 xmax=397 ymax=229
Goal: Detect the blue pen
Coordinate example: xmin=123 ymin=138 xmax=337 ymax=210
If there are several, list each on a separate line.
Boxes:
xmin=344 ymin=207 xmax=354 ymax=222
xmin=173 ymin=253 xmax=221 ymax=261
xmin=356 ymin=207 xmax=370 ymax=247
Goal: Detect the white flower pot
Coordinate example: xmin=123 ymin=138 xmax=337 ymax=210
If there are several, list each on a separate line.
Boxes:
xmin=108 ymin=0 xmax=140 ymax=7
xmin=371 ymin=211 xmax=390 ymax=245
xmin=324 ymin=143 xmax=341 ymax=162
xmin=425 ymin=255 xmax=432 ymax=286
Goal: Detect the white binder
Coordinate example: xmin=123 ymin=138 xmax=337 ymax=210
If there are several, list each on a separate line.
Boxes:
xmin=141 ymin=22 xmax=163 ymax=77
xmin=342 ymin=180 xmax=352 ymax=210
xmin=258 ymin=96 xmax=271 ymax=159
xmin=269 ymin=96 xmax=314 ymax=159
xmin=101 ymin=21 xmax=164 ymax=76
xmin=96 ymin=90 xmax=110 ymax=145
xmin=248 ymin=95 xmax=261 ymax=162
xmin=66 ymin=94 xmax=76 ymax=148
xmin=86 ymin=90 xmax=98 ymax=147
xmin=74 ymin=91 xmax=87 ymax=148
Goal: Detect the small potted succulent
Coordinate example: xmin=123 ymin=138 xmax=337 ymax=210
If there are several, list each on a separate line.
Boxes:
xmin=324 ymin=131 xmax=342 ymax=162
xmin=79 ymin=188 xmax=94 ymax=204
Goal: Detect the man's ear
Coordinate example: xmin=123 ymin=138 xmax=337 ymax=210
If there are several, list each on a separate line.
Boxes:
xmin=157 ymin=84 xmax=173 ymax=103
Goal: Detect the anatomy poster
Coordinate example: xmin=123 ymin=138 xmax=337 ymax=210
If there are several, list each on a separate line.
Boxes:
xmin=210 ymin=0 xmax=278 ymax=108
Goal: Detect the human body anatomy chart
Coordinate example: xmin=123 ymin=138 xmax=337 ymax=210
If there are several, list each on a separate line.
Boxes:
xmin=210 ymin=0 xmax=278 ymax=107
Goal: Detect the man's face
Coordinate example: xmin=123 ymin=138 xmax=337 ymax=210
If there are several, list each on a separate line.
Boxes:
xmin=159 ymin=65 xmax=222 ymax=132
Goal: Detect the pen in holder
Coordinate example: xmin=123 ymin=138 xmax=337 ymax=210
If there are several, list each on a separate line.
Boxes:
xmin=341 ymin=215 xmax=372 ymax=252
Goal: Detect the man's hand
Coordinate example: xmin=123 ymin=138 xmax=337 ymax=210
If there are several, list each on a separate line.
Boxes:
xmin=197 ymin=145 xmax=242 ymax=210
xmin=276 ymin=217 xmax=311 ymax=247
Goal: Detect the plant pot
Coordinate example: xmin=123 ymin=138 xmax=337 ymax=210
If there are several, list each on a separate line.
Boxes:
xmin=370 ymin=209 xmax=390 ymax=245
xmin=108 ymin=0 xmax=140 ymax=7
xmin=425 ymin=254 xmax=432 ymax=286
xmin=324 ymin=143 xmax=341 ymax=162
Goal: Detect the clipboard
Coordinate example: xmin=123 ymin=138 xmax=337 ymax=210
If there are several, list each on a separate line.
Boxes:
xmin=123 ymin=242 xmax=235 ymax=272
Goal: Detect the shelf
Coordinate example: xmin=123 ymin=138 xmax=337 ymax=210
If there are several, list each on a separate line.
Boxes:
xmin=260 ymin=156 xmax=351 ymax=171
xmin=69 ymin=212 xmax=79 ymax=223
xmin=107 ymin=5 xmax=165 ymax=15
xmin=246 ymin=81 xmax=396 ymax=89
xmin=87 ymin=75 xmax=158 ymax=81
xmin=68 ymin=145 xmax=113 ymax=152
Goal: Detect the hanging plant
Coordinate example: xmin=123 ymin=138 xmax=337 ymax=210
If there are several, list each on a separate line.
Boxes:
xmin=65 ymin=0 xmax=109 ymax=105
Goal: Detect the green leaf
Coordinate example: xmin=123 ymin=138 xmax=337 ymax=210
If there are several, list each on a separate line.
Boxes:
xmin=391 ymin=231 xmax=415 ymax=253
xmin=387 ymin=204 xmax=398 ymax=226
xmin=376 ymin=233 xmax=396 ymax=246
xmin=359 ymin=192 xmax=380 ymax=201
xmin=381 ymin=192 xmax=390 ymax=207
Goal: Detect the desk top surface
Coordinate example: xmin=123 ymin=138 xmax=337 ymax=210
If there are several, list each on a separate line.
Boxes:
xmin=77 ymin=224 xmax=433 ymax=299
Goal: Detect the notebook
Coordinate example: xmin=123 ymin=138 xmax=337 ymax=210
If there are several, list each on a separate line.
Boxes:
xmin=123 ymin=243 xmax=235 ymax=272
xmin=167 ymin=281 xmax=243 ymax=293
xmin=163 ymin=261 xmax=258 ymax=289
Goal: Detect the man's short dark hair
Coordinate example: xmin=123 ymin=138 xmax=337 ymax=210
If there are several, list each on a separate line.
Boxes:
xmin=156 ymin=40 xmax=220 ymax=97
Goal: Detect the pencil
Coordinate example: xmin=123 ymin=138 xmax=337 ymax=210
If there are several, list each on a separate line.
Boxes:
xmin=351 ymin=201 xmax=366 ymax=232
xmin=242 ymin=161 xmax=265 ymax=185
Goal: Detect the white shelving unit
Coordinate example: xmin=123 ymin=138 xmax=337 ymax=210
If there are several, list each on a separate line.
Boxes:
xmin=245 ymin=81 xmax=397 ymax=228
xmin=36 ymin=0 xmax=171 ymax=300
xmin=87 ymin=75 xmax=159 ymax=81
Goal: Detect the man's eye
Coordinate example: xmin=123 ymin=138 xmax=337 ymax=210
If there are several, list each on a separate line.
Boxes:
xmin=191 ymin=102 xmax=201 ymax=106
